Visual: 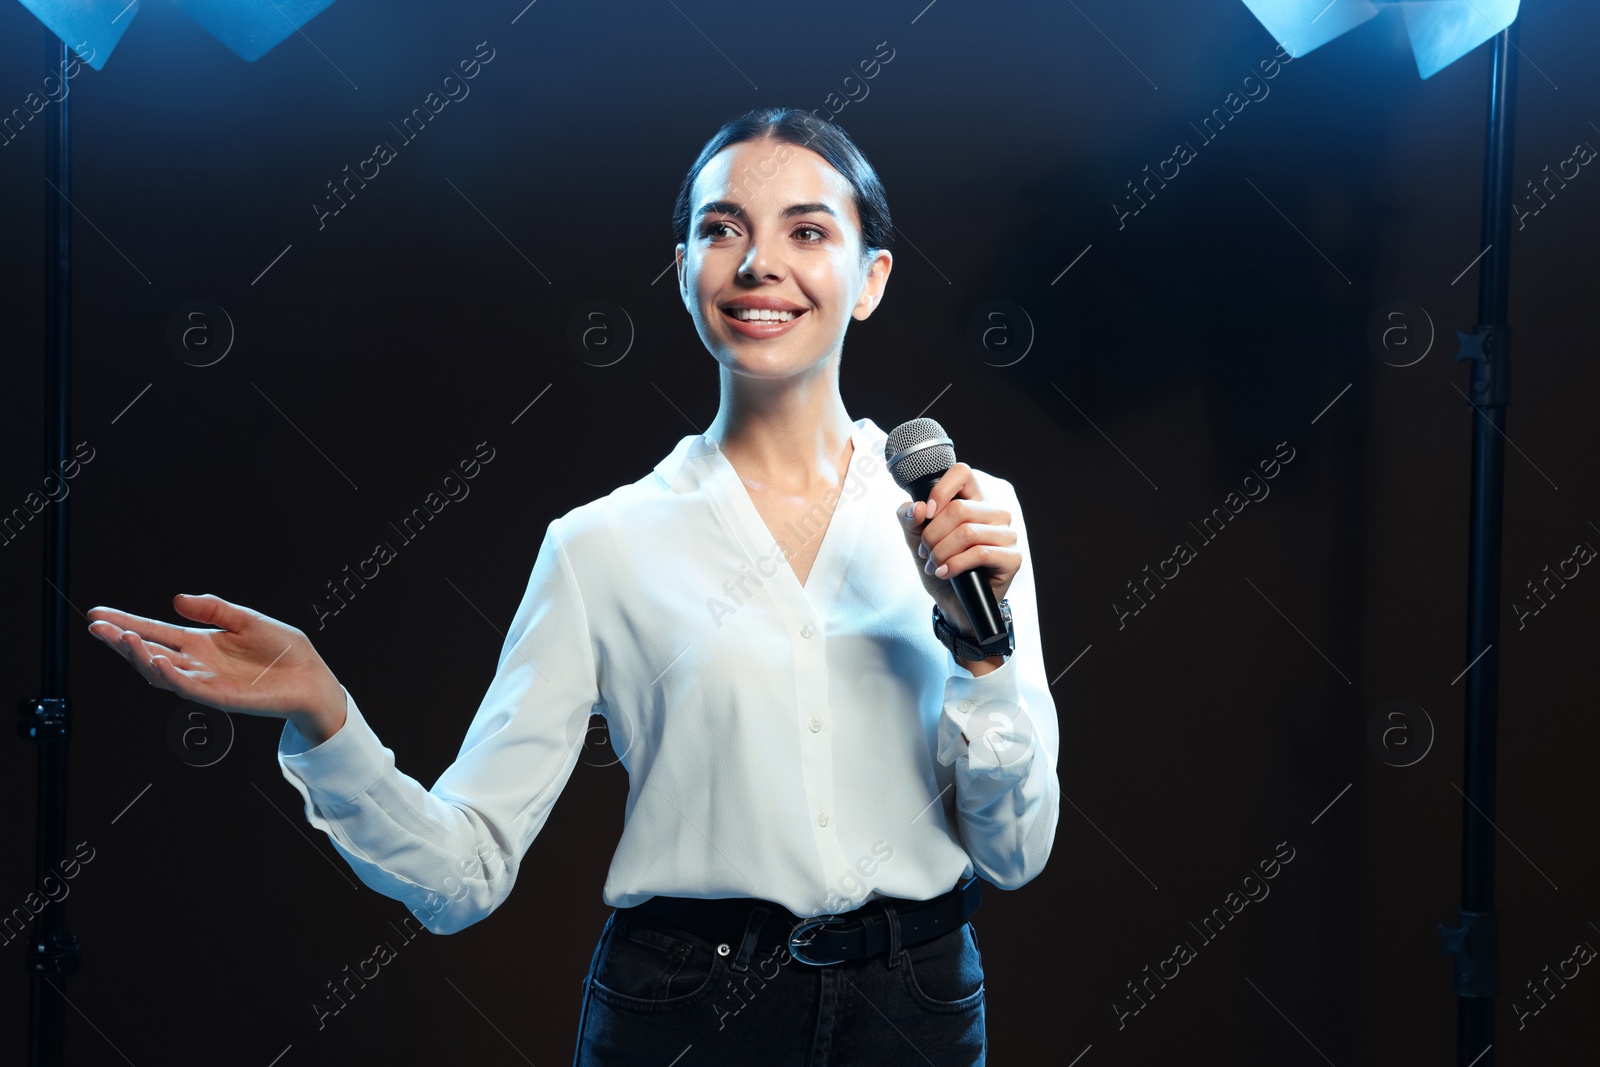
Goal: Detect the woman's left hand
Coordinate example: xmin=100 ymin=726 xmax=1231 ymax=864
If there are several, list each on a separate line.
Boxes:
xmin=896 ymin=462 xmax=1020 ymax=635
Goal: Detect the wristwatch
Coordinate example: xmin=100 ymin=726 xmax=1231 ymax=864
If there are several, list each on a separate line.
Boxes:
xmin=932 ymin=598 xmax=1014 ymax=662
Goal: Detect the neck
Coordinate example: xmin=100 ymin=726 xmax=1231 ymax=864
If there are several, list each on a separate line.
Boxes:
xmin=704 ymin=361 xmax=855 ymax=493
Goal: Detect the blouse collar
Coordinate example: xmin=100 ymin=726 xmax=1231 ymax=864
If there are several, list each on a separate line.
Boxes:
xmin=652 ymin=416 xmax=887 ymax=495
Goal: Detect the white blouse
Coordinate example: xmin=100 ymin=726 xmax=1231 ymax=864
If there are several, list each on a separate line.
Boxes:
xmin=277 ymin=416 xmax=1059 ymax=933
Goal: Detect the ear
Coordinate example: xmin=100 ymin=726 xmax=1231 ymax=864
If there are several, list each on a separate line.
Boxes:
xmin=675 ymin=243 xmax=689 ymax=304
xmin=852 ymin=248 xmax=893 ymax=321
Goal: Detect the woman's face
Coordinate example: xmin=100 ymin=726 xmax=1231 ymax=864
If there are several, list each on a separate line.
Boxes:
xmin=676 ymin=136 xmax=891 ymax=381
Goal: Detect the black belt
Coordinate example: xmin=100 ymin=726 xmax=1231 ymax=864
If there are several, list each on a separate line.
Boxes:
xmin=628 ymin=875 xmax=981 ymax=966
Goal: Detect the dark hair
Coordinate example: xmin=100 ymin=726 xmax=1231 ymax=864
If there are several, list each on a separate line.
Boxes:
xmin=671 ymin=107 xmax=893 ymax=263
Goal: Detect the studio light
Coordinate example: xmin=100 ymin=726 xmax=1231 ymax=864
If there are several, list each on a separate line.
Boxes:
xmin=1240 ymin=0 xmax=1520 ymax=78
xmin=15 ymin=0 xmax=339 ymax=69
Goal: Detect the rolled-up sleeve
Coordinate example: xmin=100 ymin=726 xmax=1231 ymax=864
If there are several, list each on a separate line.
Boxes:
xmin=934 ymin=478 xmax=1060 ymax=890
xmin=277 ymin=517 xmax=600 ymax=934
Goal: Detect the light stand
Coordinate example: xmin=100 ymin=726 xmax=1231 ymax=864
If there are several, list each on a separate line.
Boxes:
xmin=1238 ymin=3 xmax=1524 ymax=1064
xmin=1437 ymin=20 xmax=1520 ymax=1066
xmin=15 ymin=33 xmax=79 ymax=1067
xmin=10 ymin=5 xmax=341 ymax=1062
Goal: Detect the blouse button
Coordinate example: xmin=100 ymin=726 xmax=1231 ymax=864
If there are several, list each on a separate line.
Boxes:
xmin=816 ymin=811 xmax=829 ymax=827
xmin=808 ymin=717 xmax=822 ymax=733
xmin=958 ymin=699 xmax=975 ymax=712
xmin=800 ymin=623 xmax=816 ymax=639
xmin=716 ymin=943 xmax=731 ymax=956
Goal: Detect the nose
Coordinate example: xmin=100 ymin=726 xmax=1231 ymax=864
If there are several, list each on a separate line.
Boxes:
xmin=739 ymin=239 xmax=781 ymax=282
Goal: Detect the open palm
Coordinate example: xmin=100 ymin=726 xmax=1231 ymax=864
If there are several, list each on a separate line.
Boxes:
xmin=87 ymin=593 xmax=346 ymax=731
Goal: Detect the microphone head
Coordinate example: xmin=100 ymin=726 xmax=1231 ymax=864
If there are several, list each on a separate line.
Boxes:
xmin=886 ymin=417 xmax=957 ymax=491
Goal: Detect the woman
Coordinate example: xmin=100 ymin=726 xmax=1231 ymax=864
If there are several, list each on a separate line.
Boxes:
xmin=87 ymin=107 xmax=1058 ymax=1066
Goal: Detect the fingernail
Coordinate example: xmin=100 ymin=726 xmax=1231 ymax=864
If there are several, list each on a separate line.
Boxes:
xmin=935 ymin=564 xmax=949 ymax=578
xmin=927 ymin=500 xmax=938 ymax=518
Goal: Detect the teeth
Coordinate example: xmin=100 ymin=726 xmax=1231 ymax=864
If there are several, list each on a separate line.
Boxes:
xmin=729 ymin=308 xmax=797 ymax=322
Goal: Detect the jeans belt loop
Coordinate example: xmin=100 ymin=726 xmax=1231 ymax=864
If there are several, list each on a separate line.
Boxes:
xmin=882 ymin=902 xmax=902 ymax=969
xmin=729 ymin=905 xmax=770 ymax=972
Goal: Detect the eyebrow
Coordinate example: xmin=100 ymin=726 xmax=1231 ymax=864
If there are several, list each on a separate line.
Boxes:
xmin=694 ymin=200 xmax=838 ymax=222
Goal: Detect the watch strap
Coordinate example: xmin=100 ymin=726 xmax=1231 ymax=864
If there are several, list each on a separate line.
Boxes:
xmin=933 ymin=599 xmax=1014 ymax=661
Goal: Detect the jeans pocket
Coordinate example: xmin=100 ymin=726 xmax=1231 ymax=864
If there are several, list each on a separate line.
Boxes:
xmin=591 ymin=916 xmax=723 ymax=1013
xmin=900 ymin=922 xmax=985 ymax=1013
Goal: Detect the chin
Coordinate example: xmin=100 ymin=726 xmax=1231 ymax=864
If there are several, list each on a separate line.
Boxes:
xmin=717 ymin=348 xmax=826 ymax=377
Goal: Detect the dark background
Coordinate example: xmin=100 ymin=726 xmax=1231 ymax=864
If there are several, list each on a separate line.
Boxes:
xmin=3 ymin=0 xmax=1598 ymax=1063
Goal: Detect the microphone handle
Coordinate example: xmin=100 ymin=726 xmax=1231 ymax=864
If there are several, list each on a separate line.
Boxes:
xmin=908 ymin=470 xmax=1006 ymax=643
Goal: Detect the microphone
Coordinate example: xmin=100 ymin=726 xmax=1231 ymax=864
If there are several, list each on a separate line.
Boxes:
xmin=886 ymin=417 xmax=1007 ymax=647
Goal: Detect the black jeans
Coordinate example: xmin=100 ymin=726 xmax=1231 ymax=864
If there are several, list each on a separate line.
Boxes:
xmin=572 ymin=901 xmax=987 ymax=1066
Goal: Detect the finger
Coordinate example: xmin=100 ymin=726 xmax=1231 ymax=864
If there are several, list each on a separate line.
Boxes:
xmin=896 ymin=499 xmax=930 ymax=545
xmin=929 ymin=517 xmax=1016 ymax=555
xmin=86 ymin=606 xmax=192 ymax=651
xmin=135 ymin=635 xmax=192 ymax=666
xmin=144 ymin=651 xmax=219 ymax=705
xmin=149 ymin=654 xmax=207 ymax=696
xmin=937 ymin=500 xmax=1008 ymax=527
xmin=931 ymin=543 xmax=992 ymax=581
xmin=92 ymin=623 xmax=138 ymax=659
xmin=928 ymin=527 xmax=1011 ymax=572
xmin=90 ymin=624 xmax=194 ymax=672
xmin=924 ymin=466 xmax=982 ymax=536
xmin=87 ymin=620 xmax=124 ymax=646
xmin=170 ymin=593 xmax=256 ymax=633
xmin=904 ymin=499 xmax=929 ymax=525
xmin=926 ymin=463 xmax=980 ymax=520
xmin=96 ymin=625 xmax=187 ymax=662
xmin=921 ymin=497 xmax=1006 ymax=553
xmin=935 ymin=546 xmax=1019 ymax=596
xmin=116 ymin=631 xmax=166 ymax=688
xmin=939 ymin=523 xmax=1018 ymax=562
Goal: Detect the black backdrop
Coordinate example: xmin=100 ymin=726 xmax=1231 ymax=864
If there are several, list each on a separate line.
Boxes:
xmin=3 ymin=0 xmax=1598 ymax=1063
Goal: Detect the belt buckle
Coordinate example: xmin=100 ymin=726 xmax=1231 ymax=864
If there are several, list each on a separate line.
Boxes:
xmin=786 ymin=915 xmax=856 ymax=966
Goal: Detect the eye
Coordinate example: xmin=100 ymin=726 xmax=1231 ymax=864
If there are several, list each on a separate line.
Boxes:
xmin=699 ymin=221 xmax=827 ymax=243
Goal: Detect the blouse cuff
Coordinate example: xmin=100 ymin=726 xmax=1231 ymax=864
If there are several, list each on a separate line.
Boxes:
xmin=936 ymin=652 xmax=1037 ymax=776
xmin=277 ymin=687 xmax=392 ymax=805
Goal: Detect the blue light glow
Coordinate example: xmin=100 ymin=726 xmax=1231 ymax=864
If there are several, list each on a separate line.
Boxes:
xmin=1240 ymin=0 xmax=1521 ymax=78
xmin=170 ymin=0 xmax=338 ymax=63
xmin=1240 ymin=0 xmax=1380 ymax=59
xmin=15 ymin=0 xmax=338 ymax=68
xmin=1400 ymin=0 xmax=1520 ymax=79
xmin=14 ymin=0 xmax=140 ymax=71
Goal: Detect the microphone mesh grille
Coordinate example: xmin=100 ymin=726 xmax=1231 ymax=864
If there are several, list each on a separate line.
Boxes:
xmin=886 ymin=417 xmax=957 ymax=490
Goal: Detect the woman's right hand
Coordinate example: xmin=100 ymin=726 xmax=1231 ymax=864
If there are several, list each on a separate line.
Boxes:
xmin=86 ymin=593 xmax=348 ymax=745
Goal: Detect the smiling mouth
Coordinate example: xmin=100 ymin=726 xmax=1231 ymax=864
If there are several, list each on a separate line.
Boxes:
xmin=722 ymin=307 xmax=807 ymax=323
